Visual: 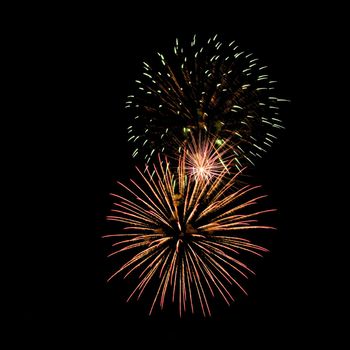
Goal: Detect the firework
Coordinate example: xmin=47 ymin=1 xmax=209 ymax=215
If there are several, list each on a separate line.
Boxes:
xmin=126 ymin=34 xmax=289 ymax=168
xmin=104 ymin=151 xmax=275 ymax=316
xmin=182 ymin=132 xmax=233 ymax=181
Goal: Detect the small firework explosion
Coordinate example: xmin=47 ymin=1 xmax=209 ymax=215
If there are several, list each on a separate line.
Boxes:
xmin=126 ymin=34 xmax=289 ymax=168
xmin=104 ymin=152 xmax=275 ymax=316
xmin=183 ymin=133 xmax=232 ymax=181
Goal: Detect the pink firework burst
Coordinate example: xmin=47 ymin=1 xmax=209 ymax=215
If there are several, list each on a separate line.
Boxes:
xmin=183 ymin=133 xmax=233 ymax=181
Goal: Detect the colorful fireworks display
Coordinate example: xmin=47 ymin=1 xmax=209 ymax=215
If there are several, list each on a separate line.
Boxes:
xmin=103 ymin=34 xmax=288 ymax=316
xmin=125 ymin=34 xmax=289 ymax=169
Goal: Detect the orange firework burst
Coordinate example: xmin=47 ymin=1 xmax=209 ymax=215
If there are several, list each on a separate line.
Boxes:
xmin=104 ymin=151 xmax=275 ymax=317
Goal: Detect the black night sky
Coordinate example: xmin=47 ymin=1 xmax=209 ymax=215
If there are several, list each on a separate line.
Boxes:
xmin=18 ymin=3 xmax=344 ymax=348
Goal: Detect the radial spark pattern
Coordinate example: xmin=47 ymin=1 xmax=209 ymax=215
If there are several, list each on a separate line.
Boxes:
xmin=104 ymin=151 xmax=275 ymax=316
xmin=183 ymin=133 xmax=233 ymax=181
xmin=126 ymin=34 xmax=288 ymax=168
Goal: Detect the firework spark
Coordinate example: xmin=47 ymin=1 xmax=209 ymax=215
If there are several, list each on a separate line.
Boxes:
xmin=104 ymin=151 xmax=275 ymax=316
xmin=126 ymin=34 xmax=289 ymax=168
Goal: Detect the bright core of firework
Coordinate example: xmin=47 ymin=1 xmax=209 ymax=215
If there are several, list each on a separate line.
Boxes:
xmin=194 ymin=165 xmax=207 ymax=178
xmin=104 ymin=149 xmax=275 ymax=317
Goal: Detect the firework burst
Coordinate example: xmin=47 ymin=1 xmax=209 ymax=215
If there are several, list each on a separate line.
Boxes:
xmin=183 ymin=133 xmax=233 ymax=181
xmin=126 ymin=34 xmax=289 ymax=168
xmin=104 ymin=151 xmax=275 ymax=316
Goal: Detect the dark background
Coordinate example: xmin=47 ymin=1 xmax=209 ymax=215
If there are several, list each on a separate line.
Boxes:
xmin=17 ymin=3 xmax=344 ymax=347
